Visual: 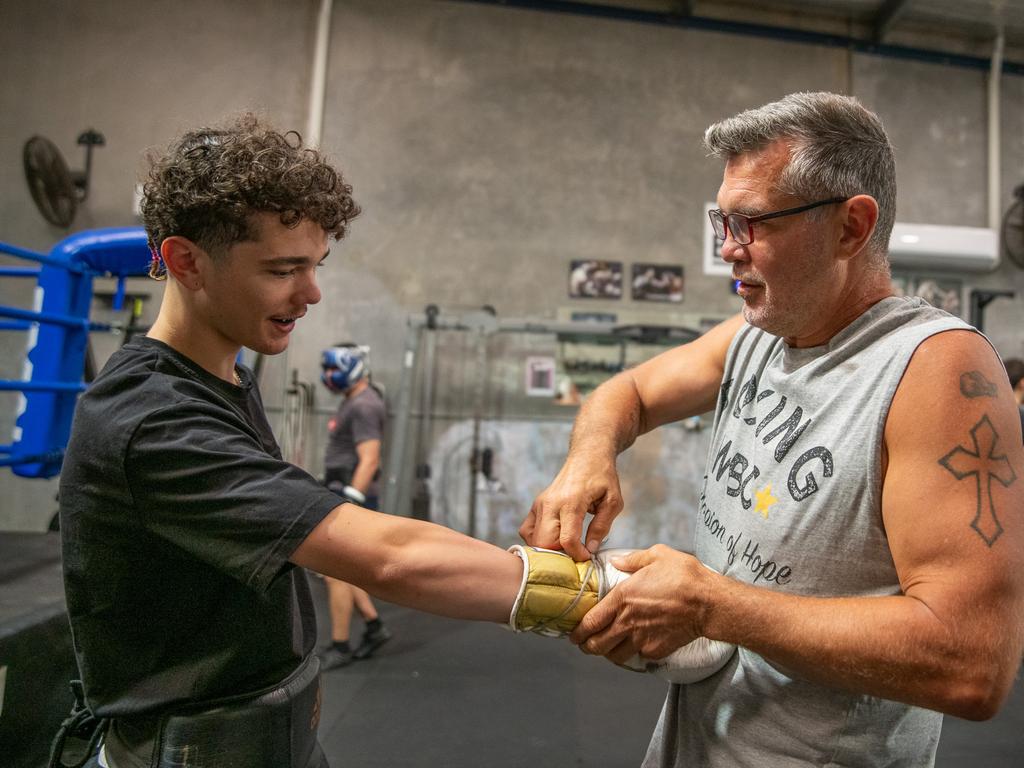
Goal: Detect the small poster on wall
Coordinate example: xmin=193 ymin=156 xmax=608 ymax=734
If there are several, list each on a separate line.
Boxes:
xmin=524 ymin=356 xmax=557 ymax=397
xmin=632 ymin=263 xmax=684 ymax=302
xmin=568 ymin=260 xmax=623 ymax=299
xmin=892 ymin=273 xmax=963 ymax=317
xmin=703 ymin=202 xmax=731 ymax=276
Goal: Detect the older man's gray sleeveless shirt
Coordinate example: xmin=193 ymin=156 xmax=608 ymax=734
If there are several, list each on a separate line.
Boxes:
xmin=644 ymin=297 xmax=973 ymax=768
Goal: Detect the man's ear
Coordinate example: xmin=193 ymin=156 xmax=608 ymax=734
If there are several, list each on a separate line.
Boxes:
xmin=160 ymin=236 xmax=207 ymax=290
xmin=837 ymin=194 xmax=879 ymax=261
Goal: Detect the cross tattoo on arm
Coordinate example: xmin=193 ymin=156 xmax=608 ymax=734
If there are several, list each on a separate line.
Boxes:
xmin=938 ymin=414 xmax=1017 ymax=547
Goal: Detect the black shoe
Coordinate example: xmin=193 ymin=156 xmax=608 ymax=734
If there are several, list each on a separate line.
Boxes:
xmin=353 ymin=626 xmax=392 ymax=660
xmin=319 ymin=645 xmax=354 ymax=670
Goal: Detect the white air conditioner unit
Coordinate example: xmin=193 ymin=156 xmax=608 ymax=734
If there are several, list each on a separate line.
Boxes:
xmin=888 ymin=222 xmax=998 ymax=272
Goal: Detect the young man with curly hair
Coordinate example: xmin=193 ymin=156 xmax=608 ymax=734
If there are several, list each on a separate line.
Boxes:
xmin=58 ymin=115 xmax=735 ymax=768
xmin=56 ymin=116 xmax=534 ymax=768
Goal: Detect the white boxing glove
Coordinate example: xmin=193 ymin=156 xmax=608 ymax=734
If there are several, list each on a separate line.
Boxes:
xmin=509 ymin=545 xmax=736 ymax=684
xmin=592 ymin=548 xmax=736 ymax=684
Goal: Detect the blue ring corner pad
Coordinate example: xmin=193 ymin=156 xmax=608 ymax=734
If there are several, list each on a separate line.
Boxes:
xmin=1 ymin=227 xmax=151 ymax=478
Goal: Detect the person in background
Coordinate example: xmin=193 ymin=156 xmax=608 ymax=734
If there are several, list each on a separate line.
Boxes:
xmin=1002 ymin=356 xmax=1024 ymax=439
xmin=318 ymin=344 xmax=392 ymax=669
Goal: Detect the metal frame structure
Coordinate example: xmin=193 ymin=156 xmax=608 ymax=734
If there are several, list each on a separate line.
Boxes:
xmin=381 ymin=305 xmax=701 ymax=525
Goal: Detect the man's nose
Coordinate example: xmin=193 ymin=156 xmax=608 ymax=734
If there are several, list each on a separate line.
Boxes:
xmin=719 ymin=231 xmax=747 ymax=263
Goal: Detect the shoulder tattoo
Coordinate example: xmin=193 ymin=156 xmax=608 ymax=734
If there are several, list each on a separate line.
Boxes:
xmin=960 ymin=370 xmax=997 ymax=399
xmin=938 ymin=415 xmax=1017 ymax=547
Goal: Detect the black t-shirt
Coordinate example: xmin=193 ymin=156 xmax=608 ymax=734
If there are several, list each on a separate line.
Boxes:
xmin=59 ymin=337 xmax=341 ymax=720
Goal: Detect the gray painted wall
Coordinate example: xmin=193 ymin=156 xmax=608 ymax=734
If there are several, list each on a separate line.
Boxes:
xmin=0 ymin=0 xmax=318 ymax=527
xmin=1 ymin=0 xmax=1022 ymax=532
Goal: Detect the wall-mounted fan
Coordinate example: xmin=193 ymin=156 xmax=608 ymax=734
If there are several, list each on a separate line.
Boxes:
xmin=23 ymin=128 xmax=105 ymax=228
xmin=1002 ymin=183 xmax=1024 ymax=270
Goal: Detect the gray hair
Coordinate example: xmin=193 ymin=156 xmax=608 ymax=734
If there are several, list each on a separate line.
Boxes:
xmin=704 ymin=92 xmax=896 ymax=258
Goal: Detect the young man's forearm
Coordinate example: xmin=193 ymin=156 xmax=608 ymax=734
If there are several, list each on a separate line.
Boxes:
xmin=294 ymin=504 xmax=522 ymax=624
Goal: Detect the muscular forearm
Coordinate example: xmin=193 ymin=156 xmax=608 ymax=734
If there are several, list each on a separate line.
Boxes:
xmin=294 ymin=503 xmax=522 ymax=623
xmin=706 ymin=575 xmax=1020 ymax=720
xmin=370 ymin=517 xmax=522 ymax=622
xmin=522 ymin=319 xmax=740 ymax=558
xmin=566 ymin=319 xmax=738 ymax=461
xmin=568 ymin=372 xmax=644 ymax=461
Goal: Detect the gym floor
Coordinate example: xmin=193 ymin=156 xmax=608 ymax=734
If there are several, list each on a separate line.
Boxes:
xmin=310 ymin=581 xmax=1024 ymax=767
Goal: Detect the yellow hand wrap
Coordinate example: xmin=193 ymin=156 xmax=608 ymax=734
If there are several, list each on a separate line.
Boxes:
xmin=508 ymin=545 xmax=601 ymax=637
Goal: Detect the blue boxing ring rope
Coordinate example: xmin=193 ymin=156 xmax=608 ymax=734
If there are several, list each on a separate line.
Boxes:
xmin=0 ymin=228 xmax=151 ymax=477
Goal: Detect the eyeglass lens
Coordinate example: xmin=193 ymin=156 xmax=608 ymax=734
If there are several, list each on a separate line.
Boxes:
xmin=709 ymin=210 xmax=751 ymax=245
xmin=727 ymin=214 xmax=750 ymax=244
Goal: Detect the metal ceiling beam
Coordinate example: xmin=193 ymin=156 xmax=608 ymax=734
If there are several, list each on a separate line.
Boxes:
xmin=443 ymin=0 xmax=1024 ymax=76
xmin=872 ymin=0 xmax=910 ymax=44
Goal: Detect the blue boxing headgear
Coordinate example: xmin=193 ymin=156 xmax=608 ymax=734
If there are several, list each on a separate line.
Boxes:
xmin=321 ymin=346 xmax=367 ymax=392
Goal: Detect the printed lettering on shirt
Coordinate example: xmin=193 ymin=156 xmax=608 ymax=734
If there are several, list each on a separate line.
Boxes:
xmin=699 ymin=482 xmax=794 ymax=585
xmin=710 ymin=373 xmax=833 ymax=507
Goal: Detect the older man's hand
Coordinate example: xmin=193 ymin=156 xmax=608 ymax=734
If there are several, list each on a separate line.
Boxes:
xmin=519 ymin=451 xmax=623 ymax=561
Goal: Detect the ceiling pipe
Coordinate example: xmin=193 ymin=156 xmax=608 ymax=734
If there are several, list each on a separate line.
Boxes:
xmin=275 ymin=0 xmax=332 ymax=407
xmin=872 ymin=0 xmax=909 ymax=44
xmin=989 ymin=28 xmax=1004 ymax=231
xmin=306 ymin=0 xmax=333 ymax=148
xmin=448 ymin=0 xmax=1024 ymax=76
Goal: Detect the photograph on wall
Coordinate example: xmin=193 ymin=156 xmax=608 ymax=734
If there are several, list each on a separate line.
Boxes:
xmin=892 ymin=273 xmax=963 ymax=317
xmin=911 ymin=277 xmax=962 ymax=316
xmin=524 ymin=356 xmax=557 ymax=397
xmin=568 ymin=259 xmax=623 ymax=299
xmin=702 ymin=202 xmax=731 ymax=276
xmin=632 ymin=263 xmax=684 ymax=302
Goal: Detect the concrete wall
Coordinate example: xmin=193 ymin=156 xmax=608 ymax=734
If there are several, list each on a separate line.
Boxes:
xmin=2 ymin=0 xmax=1023 ymax=531
xmin=0 ymin=0 xmax=319 ymax=528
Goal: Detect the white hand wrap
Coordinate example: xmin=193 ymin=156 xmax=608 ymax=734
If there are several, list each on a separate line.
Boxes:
xmin=509 ymin=545 xmax=736 ymax=684
xmin=341 ymin=485 xmax=366 ymax=504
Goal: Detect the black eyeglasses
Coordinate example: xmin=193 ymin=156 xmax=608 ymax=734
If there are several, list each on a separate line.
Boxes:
xmin=708 ymin=197 xmax=848 ymax=245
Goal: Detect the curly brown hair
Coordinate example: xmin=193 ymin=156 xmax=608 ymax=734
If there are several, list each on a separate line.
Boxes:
xmin=141 ymin=114 xmax=360 ymax=279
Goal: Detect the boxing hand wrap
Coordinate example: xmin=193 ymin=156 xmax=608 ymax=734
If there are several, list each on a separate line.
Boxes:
xmin=508 ymin=545 xmax=603 ymax=637
xmin=341 ymin=485 xmax=366 ymax=505
xmin=508 ymin=545 xmax=736 ymax=684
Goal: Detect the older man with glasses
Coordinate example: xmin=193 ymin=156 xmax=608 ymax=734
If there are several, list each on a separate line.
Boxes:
xmin=521 ymin=91 xmax=1024 ymax=768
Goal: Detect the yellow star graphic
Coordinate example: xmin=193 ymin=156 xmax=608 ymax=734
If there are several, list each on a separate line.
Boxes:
xmin=753 ymin=484 xmax=779 ymax=519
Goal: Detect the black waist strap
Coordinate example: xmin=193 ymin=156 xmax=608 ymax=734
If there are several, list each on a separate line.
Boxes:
xmin=152 ymin=654 xmax=324 ymax=768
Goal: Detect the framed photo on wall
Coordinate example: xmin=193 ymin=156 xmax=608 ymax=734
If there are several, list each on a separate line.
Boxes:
xmin=632 ymin=263 xmax=684 ymax=302
xmin=524 ymin=356 xmax=556 ymax=397
xmin=703 ymin=202 xmax=731 ymax=276
xmin=912 ymin=277 xmax=963 ymax=316
xmin=568 ymin=260 xmax=623 ymax=299
xmin=892 ymin=272 xmax=963 ymax=317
